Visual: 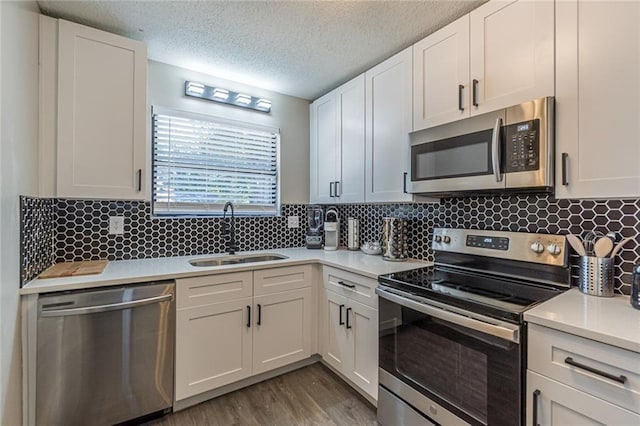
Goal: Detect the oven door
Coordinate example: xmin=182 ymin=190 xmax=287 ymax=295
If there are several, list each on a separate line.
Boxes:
xmin=376 ymin=286 xmax=522 ymax=426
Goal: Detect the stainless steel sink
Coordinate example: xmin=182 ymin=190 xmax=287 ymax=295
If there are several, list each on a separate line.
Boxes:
xmin=189 ymin=254 xmax=288 ymax=267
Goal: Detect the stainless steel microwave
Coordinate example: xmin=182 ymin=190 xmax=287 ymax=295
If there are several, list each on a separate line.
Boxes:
xmin=408 ymin=97 xmax=554 ymax=197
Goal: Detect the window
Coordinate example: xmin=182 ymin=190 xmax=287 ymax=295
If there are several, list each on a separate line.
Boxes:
xmin=152 ymin=107 xmax=280 ymax=216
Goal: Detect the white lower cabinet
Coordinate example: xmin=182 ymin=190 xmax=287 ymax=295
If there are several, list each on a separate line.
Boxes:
xmin=253 ymin=287 xmax=313 ymax=374
xmin=526 ymin=324 xmax=640 ymax=425
xmin=175 ymin=266 xmax=313 ymax=402
xmin=527 ymin=371 xmax=640 ymax=426
xmin=321 ymin=286 xmax=378 ymax=400
xmin=175 ymin=297 xmax=253 ymax=400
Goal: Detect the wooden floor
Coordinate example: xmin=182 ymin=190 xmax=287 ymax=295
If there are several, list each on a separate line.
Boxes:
xmin=146 ymin=363 xmax=377 ymax=426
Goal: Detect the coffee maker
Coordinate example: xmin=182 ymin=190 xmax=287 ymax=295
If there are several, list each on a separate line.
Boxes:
xmin=324 ymin=207 xmax=339 ymax=251
xmin=306 ymin=205 xmax=324 ymax=249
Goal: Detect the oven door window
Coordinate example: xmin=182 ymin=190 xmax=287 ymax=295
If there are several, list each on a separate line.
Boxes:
xmin=379 ymin=296 xmax=520 ymax=426
xmin=411 ymin=129 xmax=494 ymax=181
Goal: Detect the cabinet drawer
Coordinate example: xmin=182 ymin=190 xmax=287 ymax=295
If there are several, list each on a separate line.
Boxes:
xmin=323 ymin=266 xmax=377 ymax=308
xmin=528 ymin=324 xmax=640 ymax=414
xmin=253 ymin=265 xmax=312 ymax=296
xmin=176 ymin=271 xmax=253 ymax=309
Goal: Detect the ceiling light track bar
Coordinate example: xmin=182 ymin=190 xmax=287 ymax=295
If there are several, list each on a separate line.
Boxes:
xmin=184 ymin=81 xmax=272 ymax=113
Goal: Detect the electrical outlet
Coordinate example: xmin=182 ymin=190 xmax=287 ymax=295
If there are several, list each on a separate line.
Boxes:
xmin=287 ymin=216 xmax=299 ymax=229
xmin=109 ymin=216 xmax=124 ymax=235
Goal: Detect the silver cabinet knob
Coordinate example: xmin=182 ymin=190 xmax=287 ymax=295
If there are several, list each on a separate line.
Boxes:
xmin=547 ymin=244 xmax=562 ymax=255
xmin=530 ymin=242 xmax=544 ymax=253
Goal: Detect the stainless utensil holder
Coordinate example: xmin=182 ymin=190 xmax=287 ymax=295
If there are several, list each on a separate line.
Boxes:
xmin=579 ymin=256 xmax=614 ymax=297
xmin=381 ymin=217 xmax=408 ymax=262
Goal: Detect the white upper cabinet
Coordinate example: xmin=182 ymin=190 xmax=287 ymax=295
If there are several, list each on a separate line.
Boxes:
xmin=555 ymin=0 xmax=640 ymax=198
xmin=469 ymin=0 xmax=554 ymax=115
xmin=365 ymin=47 xmax=413 ymax=203
xmin=413 ymin=15 xmax=470 ymax=131
xmin=56 ymin=19 xmax=147 ymax=199
xmin=309 ymin=75 xmax=365 ymax=204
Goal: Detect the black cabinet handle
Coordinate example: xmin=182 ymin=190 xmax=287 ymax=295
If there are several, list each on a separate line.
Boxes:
xmin=335 ymin=181 xmax=341 ymax=197
xmin=564 ymin=357 xmax=627 ymax=384
xmin=532 ymin=389 xmax=540 ymax=426
xmin=329 ymin=181 xmax=334 ymax=197
xmin=403 ymin=172 xmax=408 ymax=194
xmin=561 ymin=153 xmax=569 ymax=186
xmin=458 ymin=84 xmax=464 ymax=112
xmin=246 ymin=305 xmax=251 ymax=328
xmin=339 ymin=304 xmax=345 ymax=326
xmin=257 ymin=304 xmax=262 ymax=326
xmin=338 ymin=280 xmax=356 ymax=289
xmin=346 ymin=307 xmax=352 ymax=329
xmin=136 ymin=169 xmax=142 ymax=191
xmin=472 ymin=79 xmax=479 ymax=107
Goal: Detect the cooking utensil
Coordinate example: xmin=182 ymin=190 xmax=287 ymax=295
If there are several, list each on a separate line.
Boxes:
xmin=583 ymin=230 xmax=604 ymax=255
xmin=609 ymin=237 xmax=634 ymax=258
xmin=566 ymin=235 xmax=586 ymax=256
xmin=593 ymin=237 xmax=613 ymax=258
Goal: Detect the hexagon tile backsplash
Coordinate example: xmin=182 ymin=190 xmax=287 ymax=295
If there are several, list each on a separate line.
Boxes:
xmin=21 ymin=195 xmax=640 ymax=294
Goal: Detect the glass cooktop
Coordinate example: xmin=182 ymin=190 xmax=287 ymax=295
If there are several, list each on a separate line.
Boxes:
xmin=378 ymin=265 xmax=565 ymax=323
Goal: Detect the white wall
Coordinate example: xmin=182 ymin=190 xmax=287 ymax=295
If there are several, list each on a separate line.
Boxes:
xmin=0 ymin=1 xmax=40 ymax=424
xmin=148 ymin=60 xmax=310 ymax=204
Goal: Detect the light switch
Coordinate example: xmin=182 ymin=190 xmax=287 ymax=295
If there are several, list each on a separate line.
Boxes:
xmin=287 ymin=216 xmax=299 ymax=229
xmin=109 ymin=216 xmax=124 ymax=235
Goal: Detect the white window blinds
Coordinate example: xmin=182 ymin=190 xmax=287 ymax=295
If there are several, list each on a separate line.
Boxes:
xmin=152 ymin=107 xmax=280 ymax=216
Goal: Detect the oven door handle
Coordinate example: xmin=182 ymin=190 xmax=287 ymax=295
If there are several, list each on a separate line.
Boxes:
xmin=375 ymin=286 xmax=520 ymax=343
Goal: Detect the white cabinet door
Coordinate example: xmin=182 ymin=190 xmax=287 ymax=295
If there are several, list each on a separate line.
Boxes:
xmin=345 ymin=299 xmax=378 ymax=400
xmin=57 ymin=19 xmax=147 ymax=199
xmin=555 ymin=0 xmax=640 ymax=198
xmin=322 ymin=289 xmax=350 ymax=372
xmin=413 ymin=15 xmax=470 ymax=131
xmin=175 ymin=298 xmax=253 ymax=400
xmin=469 ymin=0 xmax=554 ymax=115
xmin=252 ymin=288 xmax=313 ymax=375
xmin=526 ymin=371 xmax=640 ymax=426
xmin=336 ymin=74 xmax=365 ymax=203
xmin=310 ymin=93 xmax=338 ymax=203
xmin=365 ymin=47 xmax=413 ymax=203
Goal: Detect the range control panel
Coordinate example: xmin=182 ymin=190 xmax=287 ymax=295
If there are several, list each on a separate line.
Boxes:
xmin=504 ymin=119 xmax=540 ymax=173
xmin=432 ymin=228 xmax=568 ymax=267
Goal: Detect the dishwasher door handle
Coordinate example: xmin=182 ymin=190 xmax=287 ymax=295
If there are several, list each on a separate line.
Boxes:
xmin=40 ymin=294 xmax=174 ymax=317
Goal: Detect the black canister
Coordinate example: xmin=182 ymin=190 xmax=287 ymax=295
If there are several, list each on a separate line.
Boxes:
xmin=632 ymin=263 xmax=640 ymax=310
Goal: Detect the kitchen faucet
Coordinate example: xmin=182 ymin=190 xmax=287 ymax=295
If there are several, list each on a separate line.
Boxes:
xmin=222 ymin=201 xmax=238 ymax=255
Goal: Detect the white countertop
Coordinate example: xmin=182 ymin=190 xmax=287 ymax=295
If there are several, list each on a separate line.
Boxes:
xmin=21 ymin=248 xmax=429 ymax=295
xmin=525 ymin=288 xmax=640 ymax=353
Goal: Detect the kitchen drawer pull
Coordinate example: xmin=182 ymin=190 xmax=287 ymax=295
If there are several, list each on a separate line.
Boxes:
xmin=257 ymin=303 xmax=262 ymax=326
xmin=246 ymin=305 xmax=251 ymax=328
xmin=458 ymin=84 xmax=464 ymax=112
xmin=338 ymin=280 xmax=356 ymax=289
xmin=339 ymin=304 xmax=345 ymax=326
xmin=532 ymin=389 xmax=540 ymax=426
xmin=564 ymin=357 xmax=627 ymax=384
xmin=561 ymin=153 xmax=569 ymax=186
xmin=472 ymin=79 xmax=479 ymax=107
xmin=346 ymin=307 xmax=352 ymax=329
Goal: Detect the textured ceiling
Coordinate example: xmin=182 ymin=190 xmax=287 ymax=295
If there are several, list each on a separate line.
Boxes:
xmin=37 ymin=0 xmax=486 ymax=100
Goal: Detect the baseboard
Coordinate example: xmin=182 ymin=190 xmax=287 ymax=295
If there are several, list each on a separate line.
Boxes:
xmin=173 ymin=355 xmax=321 ymax=412
xmin=319 ymin=360 xmax=378 ymax=408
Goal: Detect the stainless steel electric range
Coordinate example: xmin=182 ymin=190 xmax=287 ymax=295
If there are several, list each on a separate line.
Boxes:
xmin=376 ymin=228 xmax=571 ymax=426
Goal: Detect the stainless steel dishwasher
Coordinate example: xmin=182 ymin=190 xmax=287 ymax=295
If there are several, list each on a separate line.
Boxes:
xmin=36 ymin=281 xmax=175 ymax=425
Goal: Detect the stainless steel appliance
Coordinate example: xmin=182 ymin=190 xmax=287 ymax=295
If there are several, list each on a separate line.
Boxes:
xmin=306 ymin=205 xmax=324 ymax=249
xmin=36 ymin=281 xmax=175 ymax=425
xmin=324 ymin=207 xmax=339 ymax=251
xmin=377 ymin=228 xmax=570 ymax=426
xmin=408 ymin=97 xmax=554 ymax=196
xmin=347 ymin=217 xmax=360 ymax=251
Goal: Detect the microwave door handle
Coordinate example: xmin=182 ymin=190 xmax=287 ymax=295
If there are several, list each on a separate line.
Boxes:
xmin=492 ymin=117 xmax=503 ymax=182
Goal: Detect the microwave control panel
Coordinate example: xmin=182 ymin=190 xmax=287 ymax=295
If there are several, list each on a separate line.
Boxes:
xmin=504 ymin=119 xmax=540 ymax=172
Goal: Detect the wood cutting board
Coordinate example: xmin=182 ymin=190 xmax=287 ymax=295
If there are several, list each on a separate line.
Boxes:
xmin=39 ymin=260 xmax=109 ymax=279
